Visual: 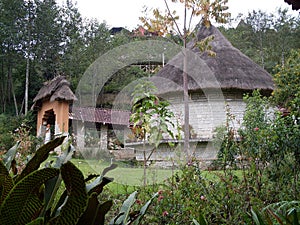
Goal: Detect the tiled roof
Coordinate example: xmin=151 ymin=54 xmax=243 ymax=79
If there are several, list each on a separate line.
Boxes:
xmin=70 ymin=107 xmax=130 ymax=126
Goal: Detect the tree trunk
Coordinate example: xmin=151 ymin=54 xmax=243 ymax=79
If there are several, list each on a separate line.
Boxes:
xmin=25 ymin=43 xmax=30 ymax=115
xmin=25 ymin=0 xmax=32 ymax=116
xmin=0 ymin=49 xmax=5 ymax=113
xmin=183 ymin=49 xmax=190 ymax=163
xmin=183 ymin=3 xmax=190 ymax=163
xmin=9 ymin=68 xmax=19 ymax=116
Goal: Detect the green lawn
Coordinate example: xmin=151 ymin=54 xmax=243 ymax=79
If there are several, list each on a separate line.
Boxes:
xmin=70 ymin=158 xmax=176 ymax=186
xmin=47 ymin=157 xmax=241 ymax=194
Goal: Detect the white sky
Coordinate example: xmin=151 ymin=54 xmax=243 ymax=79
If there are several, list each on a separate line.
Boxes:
xmin=57 ymin=0 xmax=297 ymax=30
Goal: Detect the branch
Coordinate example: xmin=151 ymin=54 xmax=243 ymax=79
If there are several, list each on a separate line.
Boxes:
xmin=146 ymin=147 xmax=156 ymax=162
xmin=188 ymin=7 xmax=195 ymax=32
xmin=163 ymin=0 xmax=183 ymax=37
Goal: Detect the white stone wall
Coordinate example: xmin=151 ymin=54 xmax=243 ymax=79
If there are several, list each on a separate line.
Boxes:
xmin=161 ymin=89 xmax=247 ymax=140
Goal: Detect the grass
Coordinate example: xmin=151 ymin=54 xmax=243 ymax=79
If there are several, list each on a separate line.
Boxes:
xmin=69 ymin=158 xmax=178 ymax=194
xmin=46 ymin=156 xmax=243 ymax=194
xmin=71 ymin=158 xmax=176 ymax=186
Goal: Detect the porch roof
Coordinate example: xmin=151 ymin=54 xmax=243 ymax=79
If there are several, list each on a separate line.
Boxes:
xmin=69 ymin=106 xmax=130 ymax=126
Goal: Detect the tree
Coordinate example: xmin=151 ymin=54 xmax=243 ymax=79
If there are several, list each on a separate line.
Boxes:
xmin=130 ymin=79 xmax=175 ymax=185
xmin=272 ymin=49 xmax=300 ymax=117
xmin=220 ymin=9 xmax=300 ymax=73
xmin=272 ymin=8 xmax=299 ymax=67
xmin=140 ymin=0 xmax=229 ymax=162
xmin=244 ymin=10 xmax=273 ymax=70
xmin=0 ymin=0 xmax=27 ymax=115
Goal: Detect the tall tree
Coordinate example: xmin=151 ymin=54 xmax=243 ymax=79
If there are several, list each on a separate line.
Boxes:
xmin=0 ymin=0 xmax=27 ymax=115
xmin=272 ymin=8 xmax=299 ymax=67
xmin=59 ymin=0 xmax=85 ymax=84
xmin=24 ymin=0 xmax=35 ymax=115
xmin=32 ymin=0 xmax=63 ymax=79
xmin=244 ymin=10 xmax=273 ymax=69
xmin=140 ymin=0 xmax=229 ymax=162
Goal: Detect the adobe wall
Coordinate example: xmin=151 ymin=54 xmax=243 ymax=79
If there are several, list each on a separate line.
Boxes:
xmin=37 ymin=100 xmax=70 ymax=137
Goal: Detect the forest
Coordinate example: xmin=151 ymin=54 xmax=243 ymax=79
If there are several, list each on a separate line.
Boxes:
xmin=0 ymin=0 xmax=299 ymax=148
xmin=1 ymin=0 xmax=299 ymax=117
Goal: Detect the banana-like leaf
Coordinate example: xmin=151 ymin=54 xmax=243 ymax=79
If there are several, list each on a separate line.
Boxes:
xmin=41 ymin=142 xmax=75 ymax=217
xmin=48 ymin=161 xmax=88 ymax=225
xmin=0 ymin=167 xmax=59 ymax=225
xmin=132 ymin=192 xmax=158 ymax=225
xmin=26 ymin=217 xmax=44 ymax=225
xmin=3 ymin=141 xmax=20 ymax=171
xmin=86 ymin=164 xmax=117 ymax=194
xmin=0 ymin=160 xmax=9 ymax=176
xmin=0 ymin=175 xmax=14 ymax=205
xmin=87 ymin=176 xmax=114 ymax=196
xmin=16 ymin=136 xmax=66 ymax=183
xmin=53 ymin=144 xmax=75 ymax=168
xmin=110 ymin=191 xmax=138 ymax=225
xmin=77 ymin=192 xmax=113 ymax=225
xmin=0 ymin=160 xmax=13 ymax=204
xmin=251 ymin=208 xmax=267 ymax=225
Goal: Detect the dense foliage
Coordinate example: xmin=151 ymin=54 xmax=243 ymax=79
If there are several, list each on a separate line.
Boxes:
xmin=126 ymin=89 xmax=300 ymax=225
xmin=220 ymin=9 xmax=300 ymax=73
xmin=0 ymin=0 xmax=299 ymax=118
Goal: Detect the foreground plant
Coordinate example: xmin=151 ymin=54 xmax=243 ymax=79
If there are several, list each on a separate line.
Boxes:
xmin=251 ymin=201 xmax=300 ymax=225
xmin=0 ymin=136 xmax=157 ymax=225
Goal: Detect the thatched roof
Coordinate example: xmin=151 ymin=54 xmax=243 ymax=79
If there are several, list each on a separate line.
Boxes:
xmin=153 ymin=25 xmax=274 ymax=94
xmin=32 ymin=76 xmax=77 ymax=109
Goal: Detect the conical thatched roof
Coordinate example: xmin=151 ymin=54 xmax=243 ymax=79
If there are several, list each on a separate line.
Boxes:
xmin=32 ymin=76 xmax=77 ymax=109
xmin=153 ymin=25 xmax=274 ymax=94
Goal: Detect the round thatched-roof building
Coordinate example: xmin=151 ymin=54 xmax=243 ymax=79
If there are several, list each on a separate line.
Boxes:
xmin=137 ymin=25 xmax=275 ymax=163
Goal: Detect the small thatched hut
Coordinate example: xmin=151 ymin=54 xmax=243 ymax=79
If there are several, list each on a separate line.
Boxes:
xmin=32 ymin=76 xmax=77 ymax=138
xmin=32 ymin=76 xmax=131 ymax=155
xmin=127 ymin=25 xmax=274 ymax=163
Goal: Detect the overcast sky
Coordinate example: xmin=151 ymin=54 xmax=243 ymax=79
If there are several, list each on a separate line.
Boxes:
xmin=57 ymin=0 xmax=297 ymax=29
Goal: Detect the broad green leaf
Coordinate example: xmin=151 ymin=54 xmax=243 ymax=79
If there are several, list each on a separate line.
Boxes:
xmin=110 ymin=191 xmax=138 ymax=225
xmin=287 ymin=208 xmax=299 ymax=225
xmin=0 ymin=174 xmax=14 ymax=205
xmin=193 ymin=219 xmax=201 ymax=225
xmin=0 ymin=154 xmax=14 ymax=204
xmin=77 ymin=192 xmax=113 ymax=225
xmin=53 ymin=144 xmax=76 ymax=168
xmin=133 ymin=192 xmax=158 ymax=225
xmin=41 ymin=142 xmax=75 ymax=218
xmin=194 ymin=214 xmax=208 ymax=225
xmin=16 ymin=136 xmax=66 ymax=183
xmin=3 ymin=141 xmax=20 ymax=171
xmin=26 ymin=217 xmax=44 ymax=225
xmin=86 ymin=164 xmax=117 ymax=194
xmin=251 ymin=208 xmax=266 ymax=225
xmin=0 ymin=168 xmax=59 ymax=225
xmin=49 ymin=162 xmax=87 ymax=225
